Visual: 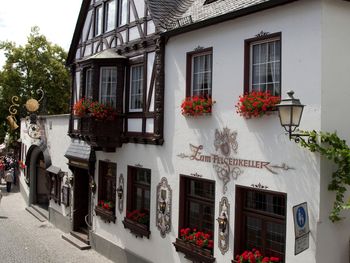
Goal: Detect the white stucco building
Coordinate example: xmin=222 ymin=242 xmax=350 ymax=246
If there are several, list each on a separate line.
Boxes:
xmin=65 ymin=0 xmax=350 ymax=262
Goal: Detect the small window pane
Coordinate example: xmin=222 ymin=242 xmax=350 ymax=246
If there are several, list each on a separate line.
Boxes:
xmin=192 ymin=52 xmax=212 ymax=97
xmin=85 ymin=69 xmax=93 ymax=100
xmin=105 ymin=0 xmax=116 ymax=32
xmin=250 ymin=38 xmax=281 ymax=96
xmin=129 ymin=65 xmax=143 ymax=111
xmin=95 ymin=6 xmax=103 ymax=36
xmin=100 ymin=67 xmax=117 ymax=107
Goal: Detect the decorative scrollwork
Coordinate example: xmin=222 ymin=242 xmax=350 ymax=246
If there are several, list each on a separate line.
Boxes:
xmin=9 ymin=96 xmax=19 ymax=115
xmin=36 ymin=88 xmax=45 ymax=103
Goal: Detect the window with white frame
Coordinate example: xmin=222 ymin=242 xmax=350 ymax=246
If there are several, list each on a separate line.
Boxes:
xmin=246 ymin=34 xmax=281 ymax=96
xmin=190 ymin=50 xmax=212 ymax=97
xmin=85 ymin=68 xmax=93 ymax=100
xmin=129 ymin=65 xmax=143 ymax=112
xmin=105 ymin=0 xmax=116 ymax=32
xmin=99 ymin=67 xmax=117 ymax=107
xmin=95 ymin=5 xmax=103 ymax=36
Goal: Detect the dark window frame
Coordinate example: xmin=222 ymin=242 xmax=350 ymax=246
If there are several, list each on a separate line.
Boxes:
xmin=126 ymin=166 xmax=151 ymax=222
xmin=178 ymin=175 xmax=215 ymax=236
xmin=97 ymin=161 xmax=116 ymax=213
xmin=186 ymin=47 xmax=213 ymax=97
xmin=234 ymin=186 xmax=286 ymax=262
xmin=244 ymin=32 xmax=282 ymax=96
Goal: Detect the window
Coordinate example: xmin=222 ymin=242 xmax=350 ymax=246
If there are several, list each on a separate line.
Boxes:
xmin=85 ymin=68 xmax=93 ymax=100
xmin=105 ymin=0 xmax=116 ymax=32
xmin=179 ymin=176 xmax=215 ymax=235
xmin=126 ymin=166 xmax=151 ymax=229
xmin=245 ymin=33 xmax=281 ymax=96
xmin=187 ymin=48 xmax=213 ymax=97
xmin=95 ymin=5 xmax=103 ymax=36
xmin=235 ymin=187 xmax=286 ymax=262
xmin=99 ymin=67 xmax=117 ymax=107
xmin=97 ymin=161 xmax=116 ymax=212
xmin=120 ymin=0 xmax=128 ymax=25
xmin=129 ymin=65 xmax=143 ymax=112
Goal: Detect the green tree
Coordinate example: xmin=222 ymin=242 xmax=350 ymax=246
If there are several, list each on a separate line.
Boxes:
xmin=0 ymin=26 xmax=71 ymax=142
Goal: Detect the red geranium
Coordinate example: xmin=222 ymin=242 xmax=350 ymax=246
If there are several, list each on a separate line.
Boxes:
xmin=235 ymin=91 xmax=280 ymax=119
xmin=98 ymin=200 xmax=114 ymax=211
xmin=235 ymin=249 xmax=281 ymax=263
xmin=126 ymin=209 xmax=150 ymax=226
xmin=73 ymin=98 xmax=117 ymax=121
xmin=179 ymin=227 xmax=213 ymax=250
xmin=181 ymin=96 xmax=215 ymax=116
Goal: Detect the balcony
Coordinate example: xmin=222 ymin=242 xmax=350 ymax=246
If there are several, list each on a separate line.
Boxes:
xmin=73 ymin=116 xmax=123 ymax=150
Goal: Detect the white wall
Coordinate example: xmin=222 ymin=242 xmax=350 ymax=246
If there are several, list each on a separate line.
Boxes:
xmin=19 ymin=114 xmax=71 ymax=216
xmin=316 ymin=1 xmax=350 ymax=262
xmin=91 ymin=1 xmax=329 ymax=263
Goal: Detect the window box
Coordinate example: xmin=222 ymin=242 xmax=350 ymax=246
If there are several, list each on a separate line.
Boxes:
xmin=122 ymin=217 xmax=150 ymax=238
xmin=79 ymin=116 xmax=123 ymax=149
xmin=181 ymin=96 xmax=214 ymax=117
xmin=173 ymin=238 xmax=215 ymax=263
xmin=95 ymin=205 xmax=116 ymax=223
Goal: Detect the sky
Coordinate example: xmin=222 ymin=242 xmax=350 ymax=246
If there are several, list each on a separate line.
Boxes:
xmin=0 ymin=0 xmax=83 ymax=67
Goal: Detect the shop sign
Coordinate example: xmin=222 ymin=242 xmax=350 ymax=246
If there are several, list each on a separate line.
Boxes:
xmin=177 ymin=128 xmax=294 ymax=193
xmin=293 ymin=202 xmax=310 ymax=255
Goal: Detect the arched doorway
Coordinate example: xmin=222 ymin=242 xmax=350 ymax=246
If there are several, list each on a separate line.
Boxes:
xmin=26 ymin=145 xmax=51 ymax=209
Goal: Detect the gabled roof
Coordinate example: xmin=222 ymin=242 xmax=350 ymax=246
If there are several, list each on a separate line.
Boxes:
xmin=148 ymin=0 xmax=298 ymax=36
xmin=66 ymin=0 xmax=90 ymax=66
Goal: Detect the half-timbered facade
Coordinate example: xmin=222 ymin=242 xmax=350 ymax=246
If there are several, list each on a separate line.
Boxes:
xmin=66 ymin=0 xmax=350 ymax=263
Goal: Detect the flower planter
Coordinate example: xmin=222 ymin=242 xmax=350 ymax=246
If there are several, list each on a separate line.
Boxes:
xmin=173 ymin=238 xmax=215 ymax=263
xmin=95 ymin=205 xmax=115 ymax=223
xmin=79 ymin=116 xmax=123 ymax=149
xmin=122 ymin=217 xmax=150 ymax=238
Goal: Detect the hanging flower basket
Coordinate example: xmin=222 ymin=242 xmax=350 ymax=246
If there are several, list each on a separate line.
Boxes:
xmin=181 ymin=96 xmax=215 ymax=117
xmin=235 ymin=91 xmax=280 ymax=119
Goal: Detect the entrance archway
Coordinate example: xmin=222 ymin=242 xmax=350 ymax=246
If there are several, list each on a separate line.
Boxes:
xmin=26 ymin=145 xmax=51 ymax=208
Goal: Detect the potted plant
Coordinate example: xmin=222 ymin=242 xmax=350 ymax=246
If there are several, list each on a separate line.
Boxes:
xmin=235 ymin=91 xmax=280 ymax=119
xmin=235 ymin=248 xmax=281 ymax=263
xmin=181 ymin=96 xmax=215 ymax=116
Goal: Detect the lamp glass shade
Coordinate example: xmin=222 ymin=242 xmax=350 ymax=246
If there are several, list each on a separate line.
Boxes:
xmin=278 ymin=105 xmax=304 ymax=127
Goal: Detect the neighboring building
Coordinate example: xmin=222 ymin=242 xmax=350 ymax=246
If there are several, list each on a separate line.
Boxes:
xmin=19 ymin=114 xmax=72 ymax=232
xmin=66 ymin=0 xmax=350 ymax=263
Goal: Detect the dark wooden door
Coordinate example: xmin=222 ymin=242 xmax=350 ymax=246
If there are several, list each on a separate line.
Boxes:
xmin=73 ymin=168 xmax=89 ymax=231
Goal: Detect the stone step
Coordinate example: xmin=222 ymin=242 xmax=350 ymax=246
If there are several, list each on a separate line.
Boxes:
xmin=30 ymin=204 xmax=49 ymax=219
xmin=62 ymin=234 xmax=91 ymax=250
xmin=25 ymin=206 xmax=46 ymax=222
xmin=70 ymin=230 xmax=90 ymax=245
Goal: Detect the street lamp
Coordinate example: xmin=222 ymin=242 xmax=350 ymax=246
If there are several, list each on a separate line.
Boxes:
xmin=276 ymin=91 xmax=313 ymax=143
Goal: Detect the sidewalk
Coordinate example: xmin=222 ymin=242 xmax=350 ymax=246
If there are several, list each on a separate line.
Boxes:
xmin=0 ymin=183 xmax=114 ymax=263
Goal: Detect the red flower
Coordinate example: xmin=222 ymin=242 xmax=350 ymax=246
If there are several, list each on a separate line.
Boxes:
xmin=235 ymin=91 xmax=280 ymax=119
xmin=181 ymin=96 xmax=215 ymax=116
xmin=73 ymin=98 xmax=117 ymax=121
xmin=236 ymin=249 xmax=281 ymax=263
xmin=178 ymin=227 xmax=213 ymax=251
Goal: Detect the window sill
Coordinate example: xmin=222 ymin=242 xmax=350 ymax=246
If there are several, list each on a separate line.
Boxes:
xmin=122 ymin=217 xmax=150 ymax=239
xmin=173 ymin=238 xmax=215 ymax=263
xmin=95 ymin=206 xmax=116 ymax=223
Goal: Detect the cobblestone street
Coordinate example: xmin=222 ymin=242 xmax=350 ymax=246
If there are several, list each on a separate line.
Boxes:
xmin=0 ymin=183 xmax=113 ymax=263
